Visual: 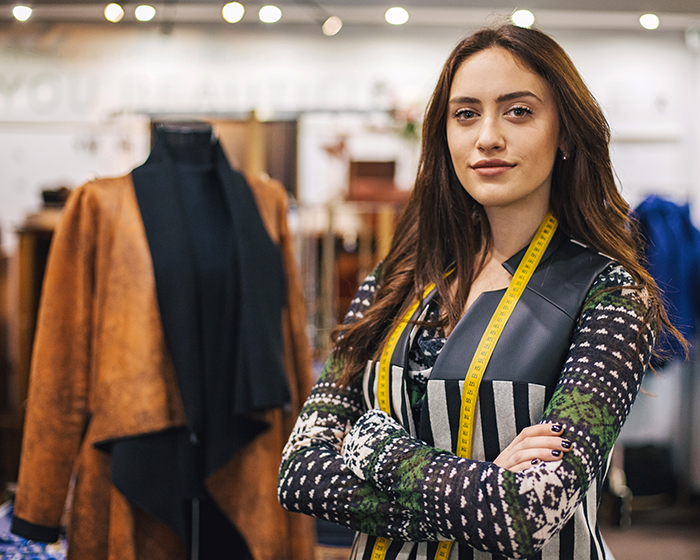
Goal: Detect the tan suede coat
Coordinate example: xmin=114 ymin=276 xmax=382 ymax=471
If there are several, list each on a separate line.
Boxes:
xmin=13 ymin=173 xmax=316 ymax=560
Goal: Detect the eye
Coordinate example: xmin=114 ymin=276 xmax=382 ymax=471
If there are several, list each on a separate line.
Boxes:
xmin=506 ymin=106 xmax=533 ymax=118
xmin=454 ymin=108 xmax=478 ymax=120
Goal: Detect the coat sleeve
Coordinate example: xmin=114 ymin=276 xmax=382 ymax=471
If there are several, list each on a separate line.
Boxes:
xmin=12 ymin=186 xmax=97 ymax=542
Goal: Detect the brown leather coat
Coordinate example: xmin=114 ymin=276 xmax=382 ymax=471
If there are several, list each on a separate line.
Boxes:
xmin=13 ymin=172 xmax=315 ymax=560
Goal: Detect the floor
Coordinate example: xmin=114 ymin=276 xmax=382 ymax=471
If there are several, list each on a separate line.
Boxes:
xmin=315 ymin=503 xmax=700 ymax=560
xmin=601 ymin=501 xmax=700 ymax=560
xmin=601 ymin=524 xmax=700 ymax=560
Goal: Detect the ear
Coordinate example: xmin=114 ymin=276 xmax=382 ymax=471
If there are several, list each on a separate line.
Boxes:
xmin=558 ymin=135 xmax=568 ymax=154
xmin=557 ymin=127 xmax=569 ymax=154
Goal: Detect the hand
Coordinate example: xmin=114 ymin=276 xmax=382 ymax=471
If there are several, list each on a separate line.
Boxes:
xmin=493 ymin=423 xmax=572 ymax=472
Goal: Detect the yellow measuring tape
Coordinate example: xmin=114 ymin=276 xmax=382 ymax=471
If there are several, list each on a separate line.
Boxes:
xmin=376 ymin=280 xmax=443 ymax=414
xmin=371 ymin=212 xmax=558 ymax=560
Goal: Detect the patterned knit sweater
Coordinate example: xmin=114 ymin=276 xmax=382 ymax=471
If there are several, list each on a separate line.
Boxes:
xmin=278 ymin=264 xmax=654 ymax=558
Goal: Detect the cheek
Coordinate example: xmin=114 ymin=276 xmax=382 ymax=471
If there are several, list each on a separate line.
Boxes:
xmin=446 ymin=127 xmax=469 ymax=165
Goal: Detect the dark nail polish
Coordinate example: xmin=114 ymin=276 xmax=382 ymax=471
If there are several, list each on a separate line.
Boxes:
xmin=531 ymin=459 xmax=539 ymax=465
xmin=551 ymin=424 xmax=562 ymax=432
xmin=561 ymin=440 xmax=572 ymax=449
xmin=552 ymin=449 xmax=562 ymax=457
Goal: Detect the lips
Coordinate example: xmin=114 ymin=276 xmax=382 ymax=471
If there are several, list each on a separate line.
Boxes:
xmin=472 ymin=159 xmax=515 ymax=169
xmin=472 ymin=159 xmax=515 ymax=176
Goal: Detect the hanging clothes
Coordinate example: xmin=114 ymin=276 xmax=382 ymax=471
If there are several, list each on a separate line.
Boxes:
xmin=11 ymin=126 xmax=315 ymax=560
xmin=634 ymin=195 xmax=700 ymax=364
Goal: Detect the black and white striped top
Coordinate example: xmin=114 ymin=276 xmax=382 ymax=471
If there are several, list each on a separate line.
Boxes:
xmin=279 ymin=249 xmax=654 ymax=559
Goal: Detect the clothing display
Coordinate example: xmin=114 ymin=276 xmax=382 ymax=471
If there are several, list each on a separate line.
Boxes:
xmin=279 ymin=236 xmax=654 ymax=559
xmin=634 ymin=195 xmax=700 ymax=363
xmin=11 ymin=126 xmax=315 ymax=560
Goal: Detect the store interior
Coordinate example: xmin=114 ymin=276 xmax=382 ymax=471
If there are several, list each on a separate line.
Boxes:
xmin=1 ymin=1 xmax=700 ymax=558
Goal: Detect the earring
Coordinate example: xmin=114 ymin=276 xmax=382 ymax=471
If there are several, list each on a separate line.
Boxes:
xmin=561 ymin=151 xmax=570 ymax=161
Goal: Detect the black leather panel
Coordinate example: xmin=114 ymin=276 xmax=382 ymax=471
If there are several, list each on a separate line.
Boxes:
xmin=429 ymin=236 xmax=612 ymax=388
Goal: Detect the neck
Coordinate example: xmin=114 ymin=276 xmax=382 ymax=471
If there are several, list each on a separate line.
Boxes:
xmin=483 ymin=204 xmax=550 ymax=264
xmin=156 ymin=122 xmax=214 ymax=166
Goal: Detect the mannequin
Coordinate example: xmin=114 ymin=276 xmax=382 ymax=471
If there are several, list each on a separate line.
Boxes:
xmin=157 ymin=121 xmax=247 ymax=558
xmin=11 ymin=119 xmax=314 ymax=560
xmin=113 ymin=121 xmax=286 ymax=559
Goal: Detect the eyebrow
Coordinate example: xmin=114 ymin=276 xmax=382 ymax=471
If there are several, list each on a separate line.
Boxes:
xmin=449 ymin=90 xmax=542 ymax=105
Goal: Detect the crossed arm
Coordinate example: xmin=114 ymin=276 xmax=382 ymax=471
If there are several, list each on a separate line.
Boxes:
xmin=278 ymin=265 xmax=653 ymax=557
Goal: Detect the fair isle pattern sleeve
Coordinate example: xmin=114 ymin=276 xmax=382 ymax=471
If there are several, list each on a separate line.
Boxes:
xmin=277 ymin=272 xmax=440 ymax=541
xmin=340 ymin=264 xmax=654 ymax=557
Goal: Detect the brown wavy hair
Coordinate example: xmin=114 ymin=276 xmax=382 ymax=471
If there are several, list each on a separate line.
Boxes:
xmin=333 ymin=23 xmax=683 ymax=384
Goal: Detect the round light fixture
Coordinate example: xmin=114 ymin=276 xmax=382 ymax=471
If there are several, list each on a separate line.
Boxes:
xmin=104 ymin=3 xmax=124 ymax=22
xmin=639 ymin=13 xmax=659 ymax=30
xmin=134 ymin=4 xmax=156 ymax=21
xmin=12 ymin=5 xmax=32 ymax=21
xmin=322 ymin=15 xmax=342 ymax=36
xmin=511 ymin=9 xmax=535 ymax=28
xmin=222 ymin=2 xmax=245 ymax=23
xmin=259 ymin=5 xmax=281 ymax=23
xmin=385 ymin=7 xmax=409 ymax=25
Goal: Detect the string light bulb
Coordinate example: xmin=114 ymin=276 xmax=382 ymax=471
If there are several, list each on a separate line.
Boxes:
xmin=104 ymin=3 xmax=124 ymax=23
xmin=385 ymin=7 xmax=409 ymax=25
xmin=12 ymin=5 xmax=32 ymax=21
xmin=259 ymin=5 xmax=281 ymax=23
xmin=134 ymin=4 xmax=156 ymax=21
xmin=222 ymin=2 xmax=244 ymax=23
xmin=639 ymin=13 xmax=660 ymax=30
xmin=322 ymin=15 xmax=342 ymax=36
xmin=511 ymin=9 xmax=535 ymax=28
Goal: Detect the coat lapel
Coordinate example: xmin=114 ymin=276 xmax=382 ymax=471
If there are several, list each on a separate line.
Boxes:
xmin=131 ymin=137 xmax=205 ymax=438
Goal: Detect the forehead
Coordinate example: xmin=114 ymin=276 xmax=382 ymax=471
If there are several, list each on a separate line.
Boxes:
xmin=450 ymin=47 xmax=553 ymax=99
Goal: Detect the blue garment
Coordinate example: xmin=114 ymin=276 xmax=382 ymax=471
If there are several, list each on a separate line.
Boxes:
xmin=634 ymin=195 xmax=700 ymax=363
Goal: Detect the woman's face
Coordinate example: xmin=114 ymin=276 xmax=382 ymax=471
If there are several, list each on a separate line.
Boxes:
xmin=446 ymin=47 xmax=562 ymax=216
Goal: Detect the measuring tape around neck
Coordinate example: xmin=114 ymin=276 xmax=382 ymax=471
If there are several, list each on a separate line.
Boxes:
xmin=371 ymin=211 xmax=558 ymax=560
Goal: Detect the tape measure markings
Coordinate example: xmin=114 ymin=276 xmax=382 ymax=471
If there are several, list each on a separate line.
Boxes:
xmin=370 ymin=212 xmax=558 ymax=560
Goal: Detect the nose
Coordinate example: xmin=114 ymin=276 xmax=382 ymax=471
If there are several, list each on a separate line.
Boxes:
xmin=476 ymin=116 xmax=504 ymax=153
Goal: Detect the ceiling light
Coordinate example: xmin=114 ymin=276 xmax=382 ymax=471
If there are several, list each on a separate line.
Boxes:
xmin=134 ymin=4 xmax=156 ymax=22
xmin=12 ymin=5 xmax=32 ymax=21
xmin=511 ymin=9 xmax=535 ymax=28
xmin=104 ymin=3 xmax=124 ymax=23
xmin=222 ymin=2 xmax=244 ymax=24
xmin=639 ymin=13 xmax=659 ymax=30
xmin=322 ymin=15 xmax=342 ymax=36
xmin=385 ymin=7 xmax=409 ymax=25
xmin=259 ymin=5 xmax=281 ymax=23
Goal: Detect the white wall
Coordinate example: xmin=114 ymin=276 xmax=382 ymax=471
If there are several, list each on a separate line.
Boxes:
xmin=1 ymin=25 xmax=698 ymax=248
xmin=0 ymin=24 xmax=462 ymax=250
xmin=559 ymin=30 xmax=697 ymax=214
xmin=2 ymin=19 xmax=700 ymax=489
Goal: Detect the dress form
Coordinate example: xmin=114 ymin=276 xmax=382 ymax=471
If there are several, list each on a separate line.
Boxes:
xmin=153 ymin=121 xmax=253 ymax=560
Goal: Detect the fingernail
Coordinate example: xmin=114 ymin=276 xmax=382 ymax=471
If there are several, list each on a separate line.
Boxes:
xmin=551 ymin=424 xmax=562 ymax=432
xmin=552 ymin=449 xmax=562 ymax=457
xmin=561 ymin=440 xmax=572 ymax=449
xmin=531 ymin=459 xmax=539 ymax=465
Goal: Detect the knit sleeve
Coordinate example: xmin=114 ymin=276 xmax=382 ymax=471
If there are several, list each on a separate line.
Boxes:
xmin=340 ymin=264 xmax=654 ymax=557
xmin=277 ymin=270 xmax=439 ymax=541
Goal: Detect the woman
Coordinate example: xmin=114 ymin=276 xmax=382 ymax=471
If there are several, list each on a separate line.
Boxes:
xmin=278 ymin=24 xmax=680 ymax=559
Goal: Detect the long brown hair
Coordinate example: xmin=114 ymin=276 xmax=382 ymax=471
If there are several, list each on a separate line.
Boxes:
xmin=334 ymin=23 xmax=682 ymax=384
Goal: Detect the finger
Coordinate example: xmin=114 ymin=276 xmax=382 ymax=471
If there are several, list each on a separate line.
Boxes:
xmin=509 ymin=435 xmax=573 ymax=452
xmin=509 ymin=453 xmax=566 ymax=473
xmin=498 ymin=444 xmax=571 ymax=469
xmin=508 ymin=461 xmax=536 ymax=473
xmin=498 ymin=436 xmax=573 ymax=468
xmin=511 ymin=423 xmax=564 ymax=444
